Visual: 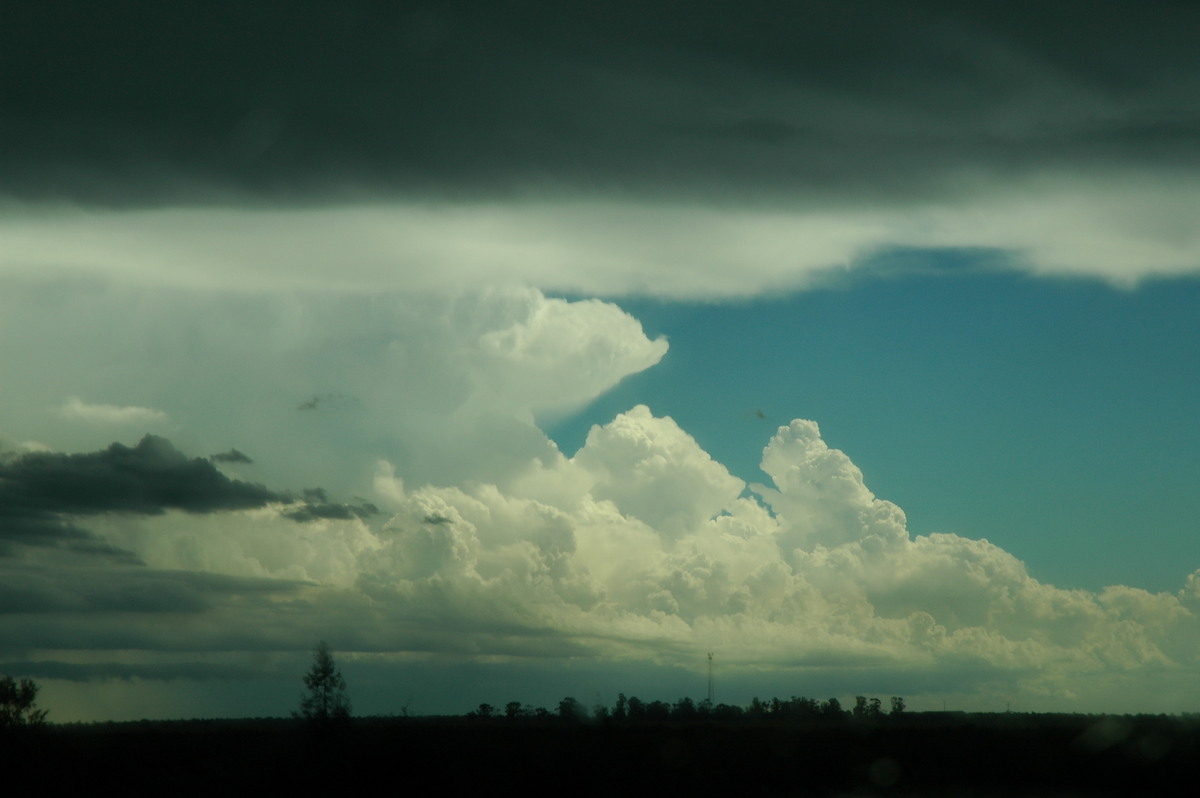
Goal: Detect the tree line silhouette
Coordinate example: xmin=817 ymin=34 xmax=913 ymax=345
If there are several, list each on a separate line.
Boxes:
xmin=8 ymin=648 xmax=1197 ymax=796
xmin=465 ymin=692 xmax=908 ymax=723
xmin=291 ymin=642 xmax=912 ymax=727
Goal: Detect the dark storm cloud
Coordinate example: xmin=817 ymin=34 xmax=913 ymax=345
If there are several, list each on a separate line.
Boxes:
xmin=282 ymin=488 xmax=378 ymax=523
xmin=210 ymin=449 xmax=253 ymax=465
xmin=0 ymin=435 xmax=285 ymax=518
xmin=2 ymin=1 xmax=1196 ymax=205
xmin=0 ymin=436 xmax=376 ymax=553
xmin=280 ymin=488 xmax=378 ymax=522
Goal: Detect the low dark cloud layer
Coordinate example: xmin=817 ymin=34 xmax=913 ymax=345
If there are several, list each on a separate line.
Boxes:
xmin=0 ymin=566 xmax=304 ymax=615
xmin=3 ymin=1 xmax=1197 ymax=205
xmin=0 ymin=435 xmax=285 ymax=519
xmin=4 ymin=658 xmax=273 ymax=683
xmin=0 ymin=435 xmax=375 ymax=554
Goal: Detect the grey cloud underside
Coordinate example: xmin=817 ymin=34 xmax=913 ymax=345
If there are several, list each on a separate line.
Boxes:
xmin=0 ymin=566 xmax=304 ymax=615
xmin=209 ymin=449 xmax=252 ymax=465
xmin=2 ymin=659 xmax=273 ymax=683
xmin=0 ymin=515 xmax=138 ymax=562
xmin=0 ymin=435 xmax=375 ymax=553
xmin=284 ymin=488 xmax=378 ymax=523
xmin=3 ymin=1 xmax=1197 ymax=205
xmin=0 ymin=435 xmax=283 ymax=516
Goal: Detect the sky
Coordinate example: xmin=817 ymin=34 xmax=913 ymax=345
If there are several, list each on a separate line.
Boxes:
xmin=2 ymin=1 xmax=1200 ymax=721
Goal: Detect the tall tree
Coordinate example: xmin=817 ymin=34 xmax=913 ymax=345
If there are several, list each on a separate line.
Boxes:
xmin=297 ymin=641 xmax=351 ymax=723
xmin=0 ymin=676 xmax=48 ymax=728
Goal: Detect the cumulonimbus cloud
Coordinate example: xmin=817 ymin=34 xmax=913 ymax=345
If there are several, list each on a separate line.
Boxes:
xmin=24 ymin=406 xmax=1193 ymax=712
xmin=4 ymin=2 xmax=1198 ymax=720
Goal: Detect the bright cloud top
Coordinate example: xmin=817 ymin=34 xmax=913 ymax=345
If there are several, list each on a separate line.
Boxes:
xmin=0 ymin=285 xmax=667 ymax=493
xmin=363 ymin=410 xmax=1198 ymax=692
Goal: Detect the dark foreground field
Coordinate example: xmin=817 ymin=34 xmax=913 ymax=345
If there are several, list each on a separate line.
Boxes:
xmin=9 ymin=713 xmax=1197 ymax=796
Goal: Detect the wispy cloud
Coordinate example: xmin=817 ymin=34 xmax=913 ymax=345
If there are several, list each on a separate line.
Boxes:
xmin=59 ymin=396 xmax=169 ymax=427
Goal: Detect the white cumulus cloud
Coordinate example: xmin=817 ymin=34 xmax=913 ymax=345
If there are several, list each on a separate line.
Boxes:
xmin=74 ymin=406 xmax=1198 ymax=713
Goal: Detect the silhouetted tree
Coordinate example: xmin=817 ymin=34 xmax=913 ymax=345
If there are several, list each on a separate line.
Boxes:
xmin=613 ymin=693 xmax=628 ymax=721
xmin=710 ymin=702 xmax=744 ymax=720
xmin=890 ymin=696 xmax=906 ymax=716
xmin=821 ymin=697 xmax=844 ymax=718
xmin=854 ymin=695 xmax=883 ymax=719
xmin=793 ymin=696 xmax=820 ymax=717
xmin=645 ymin=700 xmax=671 ymax=720
xmin=505 ymin=701 xmax=525 ymax=720
xmin=0 ymin=676 xmax=47 ymax=728
xmin=557 ymin=696 xmax=586 ymax=721
xmin=297 ymin=641 xmax=351 ymax=723
xmin=673 ymin=696 xmax=697 ymax=720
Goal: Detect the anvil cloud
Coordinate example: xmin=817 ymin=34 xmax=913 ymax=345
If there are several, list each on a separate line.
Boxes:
xmin=2 ymin=1 xmax=1199 ymax=720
